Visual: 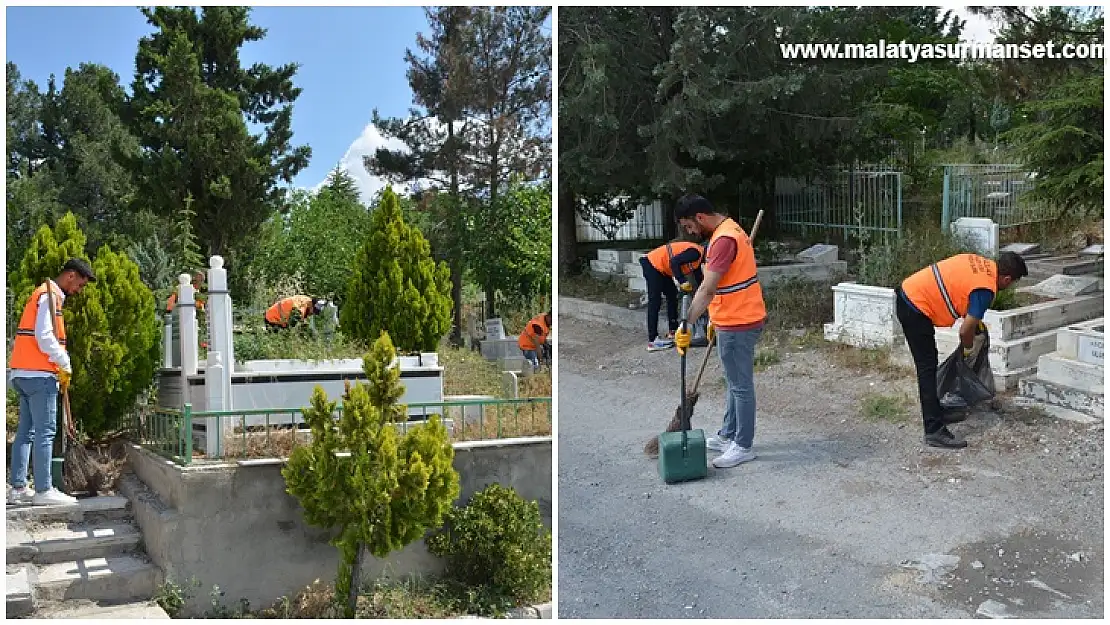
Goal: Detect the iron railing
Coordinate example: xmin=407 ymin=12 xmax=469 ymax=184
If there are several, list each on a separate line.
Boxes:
xmin=776 ymin=168 xmax=904 ymax=239
xmin=941 ymin=164 xmax=1058 ymax=230
xmin=135 ymin=397 xmax=553 ymax=466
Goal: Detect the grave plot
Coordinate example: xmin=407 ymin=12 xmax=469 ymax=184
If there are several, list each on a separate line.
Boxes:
xmin=889 ymin=277 xmax=1103 ymax=390
xmin=1018 ymin=319 xmax=1104 ymax=422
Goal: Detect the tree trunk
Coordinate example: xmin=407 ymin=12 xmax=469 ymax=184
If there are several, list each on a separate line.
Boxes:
xmin=447 ymin=122 xmax=465 ymax=346
xmin=346 ymin=542 xmax=363 ymax=617
xmin=558 ymin=189 xmax=579 ymax=276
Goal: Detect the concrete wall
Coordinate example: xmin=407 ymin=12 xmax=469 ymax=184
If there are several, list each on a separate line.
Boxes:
xmin=124 ymin=437 xmax=551 ymax=616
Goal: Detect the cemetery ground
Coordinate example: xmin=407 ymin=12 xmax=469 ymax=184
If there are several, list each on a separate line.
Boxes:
xmin=556 ymin=293 xmax=1103 ymax=619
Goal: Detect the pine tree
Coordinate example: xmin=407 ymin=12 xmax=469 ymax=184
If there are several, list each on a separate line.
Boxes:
xmin=283 ymin=332 xmax=459 ymax=617
xmin=340 ymin=188 xmax=452 ymax=352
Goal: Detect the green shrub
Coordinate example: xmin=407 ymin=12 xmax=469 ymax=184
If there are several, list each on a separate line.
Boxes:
xmin=282 ymin=332 xmax=460 ymax=618
xmin=427 ymin=483 xmax=551 ymax=610
xmin=853 ymin=219 xmax=977 ymax=289
xmin=9 ymin=213 xmax=160 ymax=438
xmin=341 ymin=187 xmax=453 ymax=352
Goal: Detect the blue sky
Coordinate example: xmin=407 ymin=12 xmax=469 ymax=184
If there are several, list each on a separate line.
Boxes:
xmin=5 ymin=5 xmax=456 ymax=202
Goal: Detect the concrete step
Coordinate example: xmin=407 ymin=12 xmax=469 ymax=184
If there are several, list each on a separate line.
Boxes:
xmin=1018 ymin=377 xmax=1104 ymax=420
xmin=34 ymin=554 xmax=161 ymax=604
xmin=1036 ymin=353 xmax=1104 ymax=394
xmin=7 ymin=521 xmax=143 ymax=565
xmin=6 ymin=496 xmax=131 ymax=524
xmin=33 ymin=599 xmax=171 ymax=619
xmin=6 ymin=565 xmax=34 ymax=618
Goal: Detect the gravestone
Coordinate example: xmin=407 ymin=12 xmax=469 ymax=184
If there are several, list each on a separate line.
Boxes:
xmin=597 ymin=249 xmax=621 ymax=264
xmin=797 ymin=243 xmax=839 ymax=265
xmin=1077 ymin=333 xmax=1104 ymax=367
xmin=1026 ymin=274 xmax=1102 ymax=299
xmin=951 ymin=217 xmax=999 ymax=258
xmin=1078 ymin=244 xmax=1104 ymax=258
xmin=1001 ymin=242 xmax=1041 ymax=256
xmin=485 ymin=318 xmax=506 ymax=340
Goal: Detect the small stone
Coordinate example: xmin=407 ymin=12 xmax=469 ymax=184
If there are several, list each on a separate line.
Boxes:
xmin=971 ymin=560 xmax=984 ymax=569
xmin=1068 ymin=551 xmax=1085 ymax=562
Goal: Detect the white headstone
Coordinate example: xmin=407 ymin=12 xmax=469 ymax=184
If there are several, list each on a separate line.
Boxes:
xmin=951 ymin=217 xmax=999 ymax=258
xmin=797 ymin=244 xmax=839 ymax=265
xmin=1001 ymin=242 xmax=1041 ymax=256
xmin=597 ymin=249 xmax=620 ymax=263
xmin=1077 ymin=335 xmax=1104 ymax=367
xmin=485 ymin=318 xmax=506 ymax=340
xmin=1027 ymin=274 xmax=1102 ymax=299
xmin=1078 ymin=244 xmax=1104 ymax=258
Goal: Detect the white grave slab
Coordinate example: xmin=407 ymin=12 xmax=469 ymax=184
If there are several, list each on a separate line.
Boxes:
xmin=951 ymin=217 xmax=999 ymax=258
xmin=797 ymin=244 xmax=839 ymax=265
xmin=1001 ymin=242 xmax=1041 ymax=256
xmin=1077 ymin=335 xmax=1104 ymax=367
xmin=1079 ymin=244 xmax=1104 ymax=258
xmin=1027 ymin=274 xmax=1102 ymax=299
xmin=597 ymin=249 xmax=621 ymax=263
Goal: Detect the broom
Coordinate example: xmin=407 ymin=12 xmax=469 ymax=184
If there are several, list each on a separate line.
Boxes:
xmin=643 ymin=209 xmax=765 ymax=458
xmin=44 ymin=282 xmax=107 ymax=495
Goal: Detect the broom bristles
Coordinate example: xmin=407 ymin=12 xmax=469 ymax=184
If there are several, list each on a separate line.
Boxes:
xmin=63 ymin=438 xmax=108 ymax=495
xmin=643 ymin=391 xmax=700 ymax=458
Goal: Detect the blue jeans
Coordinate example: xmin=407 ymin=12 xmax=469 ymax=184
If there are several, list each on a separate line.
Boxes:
xmin=523 ymin=350 xmax=540 ymax=371
xmin=9 ymin=376 xmax=60 ymax=492
xmin=716 ymin=327 xmax=763 ymax=449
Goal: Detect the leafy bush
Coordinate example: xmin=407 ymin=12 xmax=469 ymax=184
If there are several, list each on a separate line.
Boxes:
xmin=852 ymin=218 xmax=976 ymax=289
xmin=9 ymin=213 xmax=160 ymax=438
xmin=427 ymin=483 xmax=551 ymax=610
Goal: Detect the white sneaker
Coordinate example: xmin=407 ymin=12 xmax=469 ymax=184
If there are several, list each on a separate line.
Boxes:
xmin=646 ymin=338 xmax=674 ymax=352
xmin=712 ymin=442 xmax=756 ymax=469
xmin=7 ymin=486 xmax=34 ymax=506
xmin=705 ymin=435 xmax=731 ymax=452
xmin=33 ymin=489 xmax=78 ymax=506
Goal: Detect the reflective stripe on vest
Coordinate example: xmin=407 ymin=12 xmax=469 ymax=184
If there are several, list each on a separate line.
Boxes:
xmin=9 ymin=282 xmax=67 ymax=373
xmin=518 ymin=315 xmax=549 ymax=351
xmin=647 ymin=242 xmax=702 ymax=278
xmin=706 ymin=218 xmax=766 ymax=327
xmin=901 ymin=254 xmax=996 ymax=327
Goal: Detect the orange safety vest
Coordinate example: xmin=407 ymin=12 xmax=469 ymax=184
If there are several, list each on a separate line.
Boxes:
xmin=706 ymin=218 xmax=766 ymax=327
xmin=9 ymin=282 xmax=67 ymax=374
xmin=647 ymin=242 xmax=703 ymax=278
xmin=517 ymin=314 xmax=550 ymax=351
xmin=901 ymin=254 xmax=997 ymax=327
xmin=166 ymin=290 xmax=206 ymax=313
xmin=265 ymin=295 xmax=312 ymax=326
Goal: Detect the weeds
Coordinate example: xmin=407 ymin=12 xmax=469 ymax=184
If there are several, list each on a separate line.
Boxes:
xmin=154 ymin=577 xmax=201 ymax=617
xmin=754 ymin=349 xmax=781 ymax=371
xmin=560 ymin=273 xmax=641 ymax=308
xmin=860 ymin=392 xmax=910 ymax=422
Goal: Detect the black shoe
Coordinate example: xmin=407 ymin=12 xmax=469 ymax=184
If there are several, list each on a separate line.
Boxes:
xmin=941 ymin=407 xmax=969 ymax=424
xmin=924 ymin=428 xmax=967 ymax=449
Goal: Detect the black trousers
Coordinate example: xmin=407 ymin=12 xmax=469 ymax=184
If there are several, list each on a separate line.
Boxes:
xmin=894 ymin=288 xmax=944 ymax=435
xmin=640 ymin=257 xmax=679 ymax=342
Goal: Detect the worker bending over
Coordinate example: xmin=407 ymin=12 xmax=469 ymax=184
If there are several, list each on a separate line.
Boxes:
xmin=265 ymin=295 xmax=327 ymax=331
xmin=641 ymin=240 xmax=705 ymax=352
xmin=518 ymin=311 xmax=552 ymax=372
xmin=896 ymin=251 xmax=1027 ymax=449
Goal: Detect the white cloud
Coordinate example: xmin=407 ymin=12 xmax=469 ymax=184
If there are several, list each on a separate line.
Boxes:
xmin=311 ymin=122 xmax=410 ymax=205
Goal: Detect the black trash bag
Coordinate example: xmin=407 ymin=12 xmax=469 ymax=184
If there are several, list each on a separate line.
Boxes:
xmin=936 ymin=330 xmax=996 ymax=409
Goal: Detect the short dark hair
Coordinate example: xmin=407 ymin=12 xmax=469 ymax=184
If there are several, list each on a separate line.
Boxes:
xmin=997 ymin=251 xmax=1028 ymax=280
xmin=674 ymin=194 xmax=722 ymax=221
xmin=61 ymin=258 xmax=96 ymax=282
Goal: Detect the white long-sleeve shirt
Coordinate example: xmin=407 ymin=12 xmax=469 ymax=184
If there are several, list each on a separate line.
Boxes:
xmin=10 ymin=279 xmax=71 ymax=380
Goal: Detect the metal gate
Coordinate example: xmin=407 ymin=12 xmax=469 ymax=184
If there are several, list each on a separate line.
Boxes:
xmin=776 ymin=168 xmax=903 ymax=238
xmin=941 ymin=164 xmax=1056 ymax=230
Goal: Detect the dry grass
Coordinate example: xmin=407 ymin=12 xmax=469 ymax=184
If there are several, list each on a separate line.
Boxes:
xmin=518 ymin=371 xmax=552 ymax=397
xmin=560 ymin=273 xmax=642 ymax=308
xmin=220 ymin=428 xmax=308 ymax=460
xmin=453 ymin=403 xmax=552 ymax=441
xmin=439 ymin=343 xmax=505 ymax=397
xmin=823 ymin=344 xmax=913 ymax=380
xmin=860 ymin=392 xmax=911 ymax=423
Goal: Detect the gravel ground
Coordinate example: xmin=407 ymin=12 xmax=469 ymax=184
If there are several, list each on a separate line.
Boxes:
xmin=556 ymin=307 xmax=1103 ymax=619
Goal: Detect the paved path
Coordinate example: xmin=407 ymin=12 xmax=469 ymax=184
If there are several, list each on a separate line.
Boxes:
xmin=556 ymin=312 xmax=1103 ymax=619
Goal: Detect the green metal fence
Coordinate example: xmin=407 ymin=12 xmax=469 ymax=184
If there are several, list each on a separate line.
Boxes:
xmin=775 ymin=168 xmax=903 ymax=239
xmin=135 ymin=397 xmax=553 ymax=465
xmin=941 ymin=164 xmax=1058 ymax=230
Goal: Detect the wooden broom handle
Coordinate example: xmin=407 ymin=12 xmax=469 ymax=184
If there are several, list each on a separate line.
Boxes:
xmin=689 ymin=209 xmax=765 ymax=394
xmin=44 ymin=282 xmax=78 ymax=440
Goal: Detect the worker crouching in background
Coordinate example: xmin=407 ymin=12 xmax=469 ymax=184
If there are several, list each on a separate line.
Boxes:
xmin=265 ymin=296 xmax=327 ymax=331
xmin=641 ymin=239 xmax=705 ymax=352
xmin=518 ymin=312 xmax=552 ymax=372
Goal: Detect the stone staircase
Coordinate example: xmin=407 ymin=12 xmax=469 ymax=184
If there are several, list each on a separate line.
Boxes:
xmin=5 ymin=495 xmax=168 ymax=619
xmin=1017 ymin=318 xmax=1105 ymax=422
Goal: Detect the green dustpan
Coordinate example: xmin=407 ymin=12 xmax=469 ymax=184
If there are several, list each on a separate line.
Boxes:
xmin=658 ymin=294 xmax=708 ymax=484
